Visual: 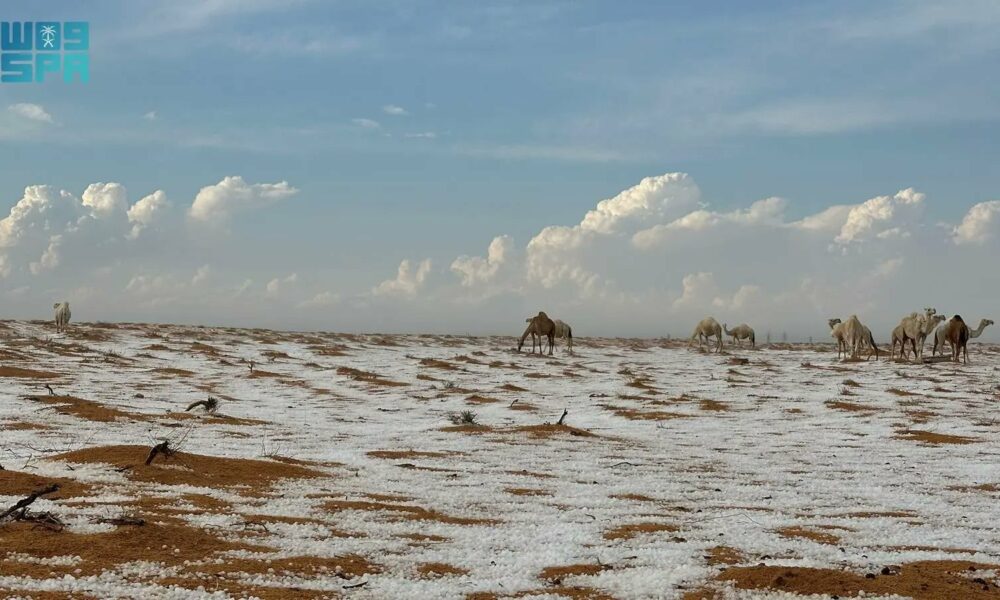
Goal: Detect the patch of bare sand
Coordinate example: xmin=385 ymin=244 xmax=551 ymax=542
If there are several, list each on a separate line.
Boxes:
xmin=367 ymin=450 xmax=451 ymax=460
xmin=705 ymin=546 xmax=744 ymax=566
xmin=825 ymin=400 xmax=876 ymax=413
xmin=417 ymin=562 xmax=469 ymax=578
xmin=27 ymin=395 xmax=144 ymax=423
xmin=336 ymin=366 xmax=407 ymax=387
xmin=505 ymin=487 xmax=552 ymax=496
xmin=603 ymin=522 xmax=678 ymax=541
xmin=0 ymin=469 xmax=92 ymax=499
xmin=162 ymin=411 xmax=269 ymax=427
xmin=324 ymin=499 xmax=495 ymax=526
xmin=776 ymin=525 xmax=840 ymax=545
xmin=51 ymin=445 xmax=323 ymax=492
xmin=540 ymin=563 xmax=611 ymax=582
xmin=688 ymin=560 xmax=1000 ymax=600
xmin=0 ymin=366 xmax=58 ymax=379
xmin=602 ymin=404 xmax=686 ymax=421
xmin=895 ymin=429 xmax=976 ymax=445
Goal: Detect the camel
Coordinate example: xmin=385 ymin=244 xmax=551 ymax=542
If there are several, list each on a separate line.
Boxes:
xmin=858 ymin=324 xmax=880 ymax=361
xmin=917 ymin=313 xmax=945 ymax=357
xmin=890 ymin=312 xmax=927 ymax=361
xmin=829 ymin=318 xmax=847 ymax=358
xmin=518 ymin=311 xmax=555 ymax=355
xmin=690 ymin=317 xmax=723 ymax=353
xmin=941 ymin=315 xmax=970 ymax=363
xmin=53 ymin=302 xmax=71 ymax=333
xmin=723 ymin=323 xmax=755 ymax=348
xmin=933 ymin=318 xmax=992 ymax=356
xmin=524 ymin=317 xmax=574 ymax=354
xmin=840 ymin=315 xmax=869 ymax=360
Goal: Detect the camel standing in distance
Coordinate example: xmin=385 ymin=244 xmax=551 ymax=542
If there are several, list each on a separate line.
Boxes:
xmin=933 ymin=318 xmax=992 ymax=356
xmin=723 ymin=323 xmax=755 ymax=348
xmin=53 ymin=302 xmax=71 ymax=333
xmin=518 ymin=312 xmax=556 ymax=356
xmin=829 ymin=318 xmax=847 ymax=358
xmin=917 ymin=313 xmax=945 ymax=357
xmin=891 ymin=312 xmax=927 ymax=361
xmin=858 ymin=324 xmax=880 ymax=361
xmin=690 ymin=317 xmax=723 ymax=353
xmin=524 ymin=317 xmax=574 ymax=354
xmin=840 ymin=315 xmax=870 ymax=359
xmin=942 ymin=315 xmax=970 ymax=363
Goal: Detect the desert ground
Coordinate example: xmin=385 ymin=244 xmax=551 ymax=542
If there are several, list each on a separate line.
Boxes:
xmin=1 ymin=319 xmax=999 ymax=600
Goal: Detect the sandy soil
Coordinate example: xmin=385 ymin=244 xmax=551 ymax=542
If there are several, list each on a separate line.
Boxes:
xmin=1 ymin=320 xmax=998 ymax=599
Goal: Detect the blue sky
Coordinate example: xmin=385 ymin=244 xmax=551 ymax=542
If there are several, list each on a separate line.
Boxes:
xmin=2 ymin=1 xmax=999 ymax=336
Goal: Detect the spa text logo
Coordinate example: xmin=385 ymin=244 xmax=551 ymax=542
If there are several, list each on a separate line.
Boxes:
xmin=1 ymin=21 xmax=89 ymax=83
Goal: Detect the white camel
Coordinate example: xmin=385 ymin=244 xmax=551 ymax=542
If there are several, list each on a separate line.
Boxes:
xmin=891 ymin=312 xmax=928 ymax=361
xmin=917 ymin=312 xmax=945 ymax=357
xmin=829 ymin=318 xmax=847 ymax=358
xmin=690 ymin=317 xmax=723 ymax=353
xmin=53 ymin=302 xmax=72 ymax=333
xmin=933 ymin=318 xmax=992 ymax=356
xmin=524 ymin=317 xmax=574 ymax=354
xmin=831 ymin=317 xmax=878 ymax=360
xmin=840 ymin=315 xmax=869 ymax=360
xmin=723 ymin=323 xmax=755 ymax=348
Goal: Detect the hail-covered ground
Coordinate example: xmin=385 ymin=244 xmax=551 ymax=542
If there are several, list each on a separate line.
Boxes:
xmin=1 ymin=320 xmax=998 ymax=600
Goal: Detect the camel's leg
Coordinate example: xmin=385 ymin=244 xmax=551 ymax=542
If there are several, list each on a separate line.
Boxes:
xmin=548 ymin=334 xmax=554 ymax=356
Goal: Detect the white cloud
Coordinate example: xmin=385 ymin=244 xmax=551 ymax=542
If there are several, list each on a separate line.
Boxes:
xmin=404 ymin=132 xmax=437 ymax=139
xmin=833 ymin=187 xmax=925 ymax=245
xmin=7 ymin=103 xmax=54 ymax=124
xmin=298 ymin=291 xmax=339 ymax=308
xmin=382 ymin=104 xmax=408 ymax=116
xmin=188 ymin=176 xmax=298 ymax=224
xmin=266 ymin=272 xmax=298 ymax=295
xmin=352 ymin=118 xmax=380 ymax=129
xmin=373 ymin=258 xmax=432 ymax=296
xmin=953 ymin=200 xmax=1000 ymax=245
xmin=451 ymin=235 xmax=513 ymax=287
xmin=192 ymin=264 xmax=212 ymax=285
xmin=127 ymin=190 xmax=170 ymax=239
xmin=143 ymin=111 xmax=158 ymax=121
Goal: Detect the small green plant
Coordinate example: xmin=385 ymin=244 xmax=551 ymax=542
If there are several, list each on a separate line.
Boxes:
xmin=449 ymin=410 xmax=478 ymax=425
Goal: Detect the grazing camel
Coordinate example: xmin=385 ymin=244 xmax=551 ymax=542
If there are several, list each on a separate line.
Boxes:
xmin=934 ymin=318 xmax=992 ymax=356
xmin=723 ymin=323 xmax=755 ymax=348
xmin=891 ymin=313 xmax=927 ymax=361
xmin=829 ymin=318 xmax=847 ymax=358
xmin=840 ymin=315 xmax=869 ymax=359
xmin=53 ymin=302 xmax=71 ymax=332
xmin=690 ymin=317 xmax=723 ymax=353
xmin=524 ymin=317 xmax=574 ymax=354
xmin=917 ymin=313 xmax=945 ymax=357
xmin=518 ymin=311 xmax=556 ymax=355
xmin=857 ymin=324 xmax=880 ymax=361
xmin=942 ymin=315 xmax=970 ymax=363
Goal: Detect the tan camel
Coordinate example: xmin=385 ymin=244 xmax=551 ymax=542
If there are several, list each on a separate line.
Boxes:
xmin=933 ymin=318 xmax=992 ymax=356
xmin=840 ymin=315 xmax=868 ymax=359
xmin=941 ymin=315 xmax=970 ymax=363
xmin=829 ymin=318 xmax=846 ymax=358
xmin=917 ymin=313 xmax=945 ymax=357
xmin=858 ymin=324 xmax=880 ymax=361
xmin=518 ymin=312 xmax=556 ymax=355
xmin=723 ymin=323 xmax=755 ymax=348
xmin=524 ymin=317 xmax=573 ymax=354
xmin=890 ymin=312 xmax=928 ymax=361
xmin=690 ymin=317 xmax=723 ymax=353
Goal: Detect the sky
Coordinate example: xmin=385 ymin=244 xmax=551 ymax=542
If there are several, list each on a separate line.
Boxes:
xmin=1 ymin=0 xmax=999 ymax=339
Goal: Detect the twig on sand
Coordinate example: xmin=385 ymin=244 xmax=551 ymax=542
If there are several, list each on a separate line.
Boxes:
xmin=343 ymin=579 xmax=368 ymax=590
xmin=1 ymin=484 xmax=60 ymax=521
xmin=145 ymin=440 xmax=174 ymax=466
xmin=185 ymin=396 xmax=219 ymax=413
xmin=609 ymin=461 xmax=639 ymax=468
xmin=93 ymin=516 xmax=145 ymax=527
xmin=556 ymin=408 xmax=568 ymax=425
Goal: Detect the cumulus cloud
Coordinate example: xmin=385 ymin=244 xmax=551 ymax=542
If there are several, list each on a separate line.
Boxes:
xmin=298 ymin=291 xmax=339 ymax=308
xmin=451 ymin=235 xmax=513 ymax=287
xmin=382 ymin=104 xmax=408 ymax=116
xmin=266 ymin=272 xmax=298 ymax=295
xmin=373 ymin=259 xmax=432 ymax=297
xmin=833 ymin=188 xmax=925 ymax=245
xmin=7 ymin=103 xmax=54 ymax=124
xmin=127 ymin=190 xmax=170 ymax=239
xmin=953 ymin=200 xmax=1000 ymax=245
xmin=188 ymin=176 xmax=298 ymax=224
xmin=352 ymin=118 xmax=380 ymax=129
xmin=191 ymin=264 xmax=211 ymax=285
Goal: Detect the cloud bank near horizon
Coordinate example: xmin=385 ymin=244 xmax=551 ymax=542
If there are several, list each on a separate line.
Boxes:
xmin=1 ymin=173 xmax=998 ymax=339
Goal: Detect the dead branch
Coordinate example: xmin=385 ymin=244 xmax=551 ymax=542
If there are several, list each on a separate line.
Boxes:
xmin=185 ymin=396 xmax=219 ymax=413
xmin=93 ymin=516 xmax=145 ymax=527
xmin=343 ymin=580 xmax=368 ymax=589
xmin=145 ymin=440 xmax=174 ymax=466
xmin=21 ymin=511 xmax=65 ymax=531
xmin=556 ymin=408 xmax=568 ymax=425
xmin=1 ymin=484 xmax=60 ymax=521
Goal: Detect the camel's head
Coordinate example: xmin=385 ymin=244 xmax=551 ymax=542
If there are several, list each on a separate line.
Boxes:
xmin=924 ymin=307 xmax=937 ymax=316
xmin=827 ymin=318 xmax=842 ymax=329
xmin=984 ymin=319 xmax=994 ymax=327
xmin=932 ymin=314 xmax=946 ymax=326
xmin=516 ymin=339 xmax=524 ymax=351
xmin=525 ymin=318 xmax=532 ymax=323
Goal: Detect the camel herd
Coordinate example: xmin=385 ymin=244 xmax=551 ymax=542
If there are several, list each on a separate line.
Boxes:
xmin=518 ymin=311 xmax=573 ymax=355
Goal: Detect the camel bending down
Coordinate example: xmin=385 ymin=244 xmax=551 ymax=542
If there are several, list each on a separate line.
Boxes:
xmin=829 ymin=319 xmax=847 ymax=359
xmin=933 ymin=318 xmax=992 ymax=356
xmin=831 ymin=317 xmax=878 ymax=360
xmin=890 ymin=312 xmax=927 ymax=361
xmin=723 ymin=323 xmax=755 ymax=348
xmin=524 ymin=317 xmax=574 ymax=354
xmin=690 ymin=317 xmax=723 ymax=353
xmin=518 ymin=312 xmax=555 ymax=355
xmin=840 ymin=315 xmax=871 ymax=360
xmin=53 ymin=302 xmax=71 ymax=333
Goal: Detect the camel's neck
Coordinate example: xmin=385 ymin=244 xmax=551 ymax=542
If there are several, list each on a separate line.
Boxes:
xmin=969 ymin=321 xmax=991 ymax=338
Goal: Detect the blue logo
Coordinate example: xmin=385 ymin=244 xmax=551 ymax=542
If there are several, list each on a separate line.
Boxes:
xmin=1 ymin=21 xmax=89 ymax=83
